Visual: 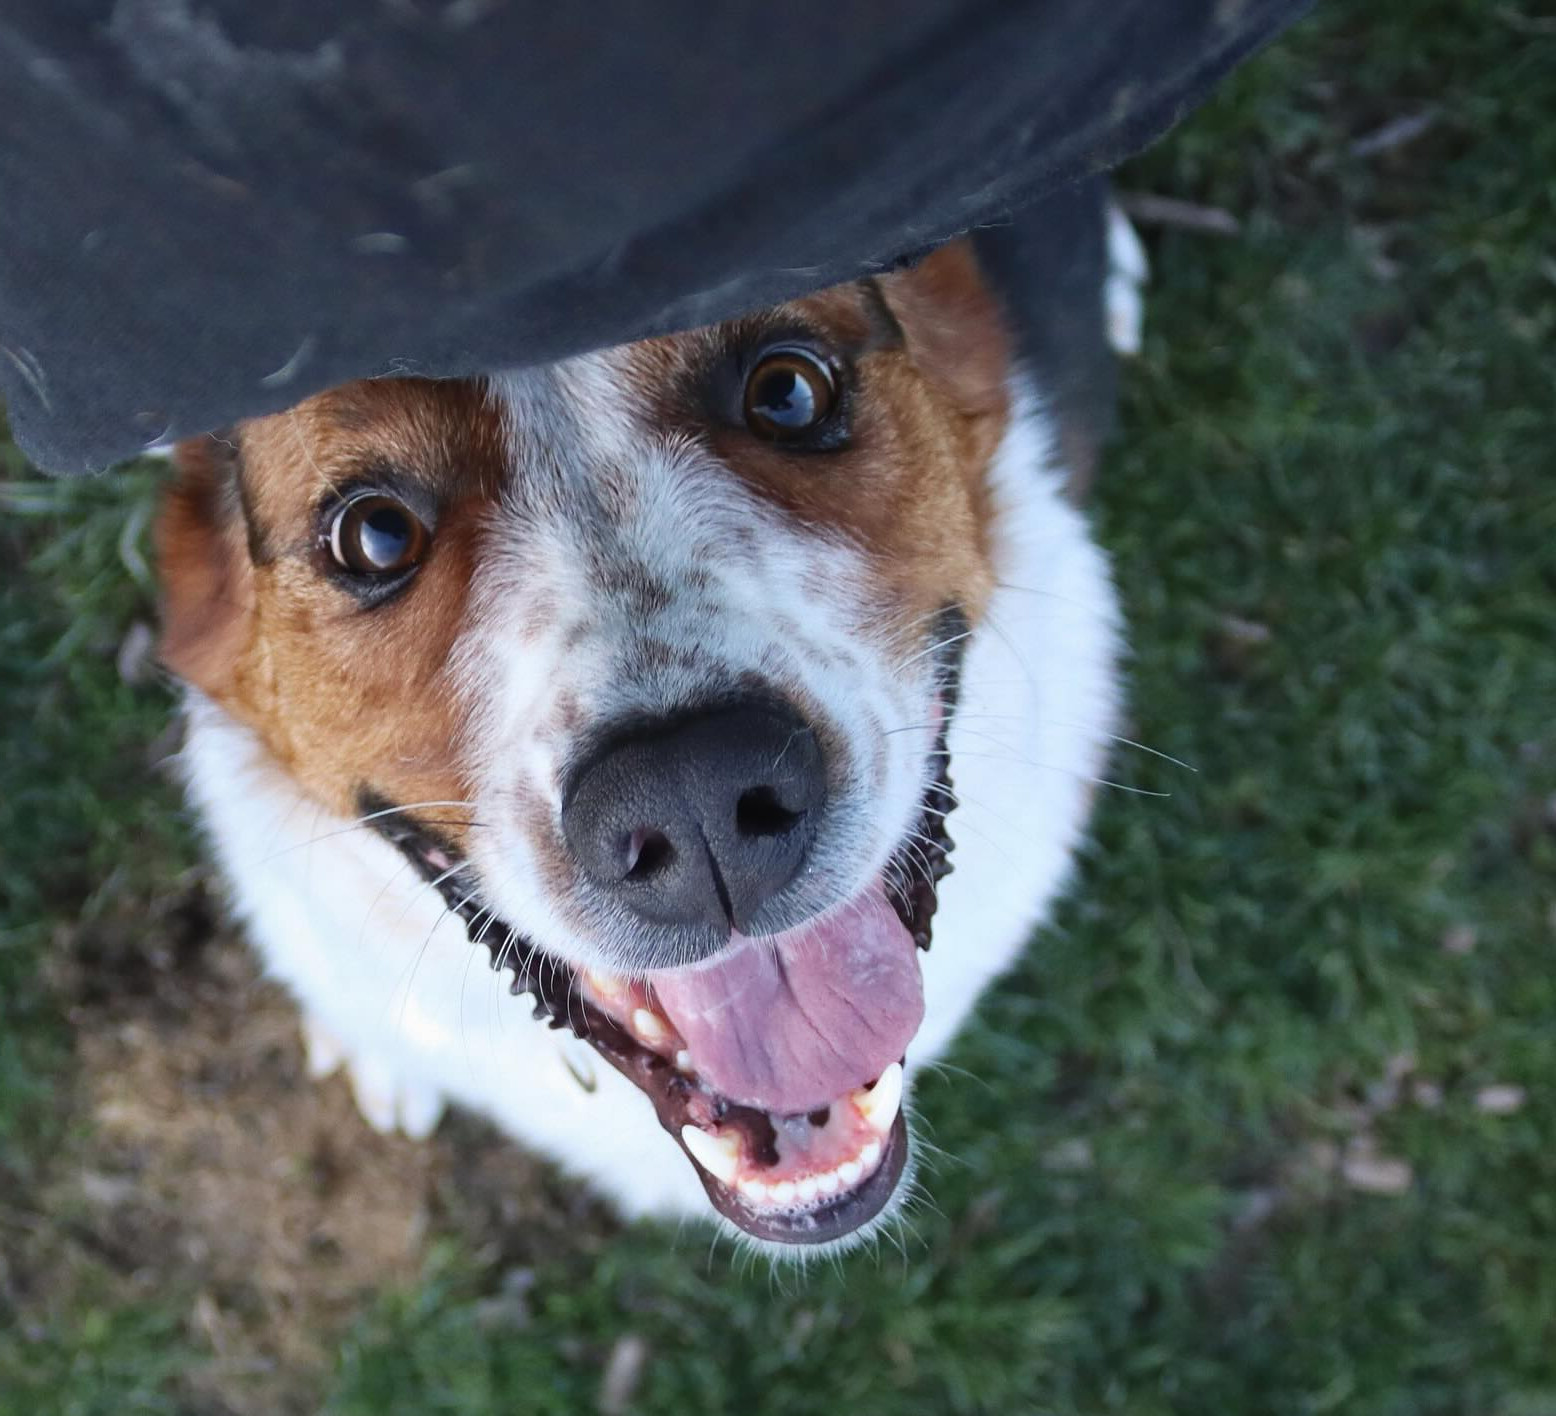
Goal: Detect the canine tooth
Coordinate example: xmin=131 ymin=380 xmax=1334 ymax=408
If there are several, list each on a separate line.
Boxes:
xmin=769 ymin=1179 xmax=796 ymax=1205
xmin=859 ymin=1139 xmax=882 ymax=1170
xmin=739 ymin=1177 xmax=769 ymax=1203
xmin=675 ymin=1049 xmax=694 ymax=1073
xmin=857 ymin=1062 xmax=903 ymax=1133
xmin=796 ymin=1176 xmax=819 ymax=1203
xmin=816 ymin=1169 xmax=841 ymax=1195
xmin=632 ymin=1008 xmax=668 ymax=1044
xmin=838 ymin=1158 xmax=863 ymax=1186
xmin=681 ymin=1125 xmax=740 ymax=1185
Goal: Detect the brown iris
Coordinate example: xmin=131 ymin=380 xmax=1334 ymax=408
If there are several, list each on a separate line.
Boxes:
xmin=328 ymin=494 xmax=430 ymax=576
xmin=743 ymin=347 xmax=838 ymax=441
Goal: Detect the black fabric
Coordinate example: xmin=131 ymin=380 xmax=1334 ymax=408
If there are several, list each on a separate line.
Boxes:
xmin=973 ymin=175 xmax=1115 ymax=491
xmin=0 ymin=1 xmax=1309 ymax=474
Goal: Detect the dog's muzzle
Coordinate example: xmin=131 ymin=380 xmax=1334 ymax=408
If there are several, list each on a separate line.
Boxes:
xmin=363 ymin=609 xmax=966 ymax=1245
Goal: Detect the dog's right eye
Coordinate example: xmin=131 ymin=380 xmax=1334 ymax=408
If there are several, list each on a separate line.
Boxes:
xmin=328 ymin=494 xmax=430 ymax=577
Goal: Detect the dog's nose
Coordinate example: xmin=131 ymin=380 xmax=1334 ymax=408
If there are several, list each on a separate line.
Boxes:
xmin=561 ymin=701 xmax=825 ymax=935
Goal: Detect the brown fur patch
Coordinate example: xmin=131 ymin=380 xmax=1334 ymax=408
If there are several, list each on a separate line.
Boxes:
xmin=705 ymin=243 xmax=1010 ymax=649
xmin=158 ymin=380 xmax=509 ymax=838
xmin=157 ymin=435 xmax=256 ymax=690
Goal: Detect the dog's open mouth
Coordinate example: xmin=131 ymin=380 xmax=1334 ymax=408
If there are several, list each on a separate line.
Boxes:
xmin=366 ymin=636 xmax=961 ymax=1246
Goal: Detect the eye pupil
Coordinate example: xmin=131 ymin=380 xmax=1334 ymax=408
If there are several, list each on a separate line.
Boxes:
xmin=755 ymin=369 xmax=811 ymax=425
xmin=359 ymin=504 xmax=412 ymax=567
xmin=329 ymin=494 xmax=429 ymax=578
xmin=744 ymin=348 xmax=837 ymax=440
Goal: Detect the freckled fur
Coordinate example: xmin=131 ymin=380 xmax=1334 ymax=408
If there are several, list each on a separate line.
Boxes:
xmin=159 ymin=243 xmax=1123 ymax=1249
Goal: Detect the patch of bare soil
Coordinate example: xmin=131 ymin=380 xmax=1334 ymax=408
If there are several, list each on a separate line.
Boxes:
xmin=11 ymin=873 xmax=610 ymax=1415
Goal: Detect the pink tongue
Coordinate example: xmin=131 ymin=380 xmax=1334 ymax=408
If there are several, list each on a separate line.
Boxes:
xmin=650 ymin=884 xmax=924 ymax=1115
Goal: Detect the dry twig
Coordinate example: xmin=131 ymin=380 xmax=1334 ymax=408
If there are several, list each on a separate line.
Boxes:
xmin=1116 ymin=191 xmax=1242 ymax=237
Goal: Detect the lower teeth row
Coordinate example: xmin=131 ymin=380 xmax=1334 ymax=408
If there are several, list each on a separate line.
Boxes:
xmin=737 ymin=1138 xmax=884 ymax=1207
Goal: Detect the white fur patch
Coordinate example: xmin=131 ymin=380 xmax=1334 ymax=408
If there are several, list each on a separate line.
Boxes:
xmin=1105 ymin=203 xmax=1150 ymax=357
xmin=453 ymin=354 xmax=936 ymax=973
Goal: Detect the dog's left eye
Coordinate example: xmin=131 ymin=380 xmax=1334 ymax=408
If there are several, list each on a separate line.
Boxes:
xmin=744 ymin=347 xmax=839 ymax=441
xmin=328 ymin=495 xmax=430 ymax=577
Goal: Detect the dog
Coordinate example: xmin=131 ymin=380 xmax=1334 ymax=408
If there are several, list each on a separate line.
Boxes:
xmin=155 ymin=237 xmax=1124 ymax=1252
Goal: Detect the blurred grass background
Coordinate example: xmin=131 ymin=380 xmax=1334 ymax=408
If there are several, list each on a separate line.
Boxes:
xmin=3 ymin=1 xmax=1554 ymax=1411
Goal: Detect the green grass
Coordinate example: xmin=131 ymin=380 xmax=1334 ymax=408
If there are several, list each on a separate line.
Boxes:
xmin=0 ymin=454 xmax=208 ymax=1410
xmin=3 ymin=1 xmax=1554 ymax=1411
xmin=0 ymin=456 xmax=191 ymax=1154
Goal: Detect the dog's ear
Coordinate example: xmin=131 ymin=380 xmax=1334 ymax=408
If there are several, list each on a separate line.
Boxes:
xmin=156 ymin=432 xmax=254 ymax=696
xmin=876 ymin=240 xmax=1011 ymax=417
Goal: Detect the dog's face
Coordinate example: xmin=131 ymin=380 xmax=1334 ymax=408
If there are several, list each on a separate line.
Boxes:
xmin=159 ymin=244 xmax=1014 ymax=1246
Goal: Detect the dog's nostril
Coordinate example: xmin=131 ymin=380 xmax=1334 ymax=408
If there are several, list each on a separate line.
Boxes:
xmin=624 ymin=826 xmax=676 ymax=881
xmin=735 ymin=785 xmax=803 ymax=839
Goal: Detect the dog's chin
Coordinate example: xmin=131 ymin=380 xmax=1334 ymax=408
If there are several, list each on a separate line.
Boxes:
xmin=363 ymin=631 xmax=964 ymax=1247
xmin=691 ymin=1098 xmax=914 ymax=1246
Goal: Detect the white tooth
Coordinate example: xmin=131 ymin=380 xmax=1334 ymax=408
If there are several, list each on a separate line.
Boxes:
xmin=838 ymin=1158 xmax=863 ymax=1186
xmin=681 ymin=1125 xmax=740 ymax=1186
xmin=859 ymin=1139 xmax=882 ymax=1170
xmin=739 ymin=1177 xmax=770 ymax=1203
xmin=796 ymin=1176 xmax=819 ymax=1203
xmin=632 ymin=1008 xmax=668 ymax=1044
xmin=770 ymin=1180 xmax=796 ymax=1205
xmin=857 ymin=1062 xmax=903 ymax=1133
xmin=584 ymin=968 xmax=623 ymax=999
xmin=675 ymin=1049 xmax=694 ymax=1073
xmin=816 ymin=1169 xmax=841 ymax=1195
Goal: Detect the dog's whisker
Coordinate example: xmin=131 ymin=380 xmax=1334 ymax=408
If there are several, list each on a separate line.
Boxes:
xmin=1083 ymin=727 xmax=1197 ymax=773
xmin=991 ymin=576 xmax=1121 ymax=621
xmin=922 ymin=708 xmax=1193 ymax=778
xmin=896 ymin=628 xmax=975 ymax=675
xmin=354 ymin=798 xmax=479 ymax=822
xmin=384 ymin=858 xmax=476 ymax=934
xmin=894 ymin=600 xmax=971 ymax=643
xmin=931 ymin=746 xmax=1171 ymax=798
xmin=467 ymin=905 xmax=499 ymax=948
xmin=388 ymin=880 xmax=480 ymax=1041
xmin=496 ymin=924 xmax=523 ymax=975
xmin=353 ymin=852 xmax=420 ymax=957
xmin=910 ymin=1057 xmax=994 ymax=1094
xmin=259 ymin=814 xmax=485 ymax=865
xmin=971 ymin=607 xmax=1041 ymax=700
xmin=898 ymin=834 xmax=936 ymax=885
xmin=425 ymin=858 xmax=476 ymax=893
xmin=457 ymin=925 xmax=487 ymax=1083
xmin=880 ymin=710 xmax=1027 ymax=737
